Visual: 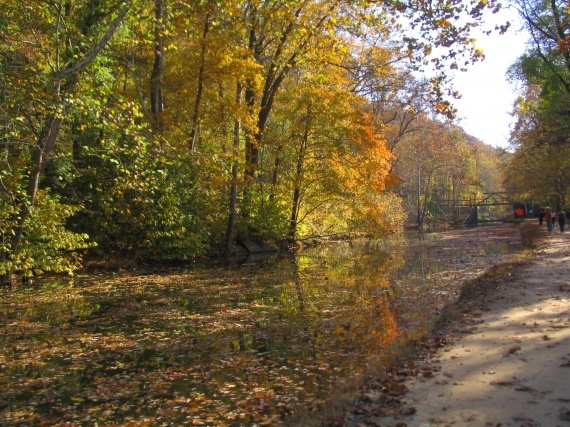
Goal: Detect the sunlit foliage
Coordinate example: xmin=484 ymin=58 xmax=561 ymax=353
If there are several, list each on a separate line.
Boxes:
xmin=503 ymin=0 xmax=570 ymax=205
xmin=0 ymin=0 xmax=504 ymax=280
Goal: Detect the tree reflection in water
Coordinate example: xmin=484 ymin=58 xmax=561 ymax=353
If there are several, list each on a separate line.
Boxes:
xmin=0 ymin=226 xmax=522 ymax=426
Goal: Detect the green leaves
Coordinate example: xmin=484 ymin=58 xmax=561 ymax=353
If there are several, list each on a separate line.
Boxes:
xmin=504 ymin=0 xmax=570 ymax=202
xmin=0 ymin=188 xmax=95 ymax=277
xmin=0 ymin=0 xmax=513 ymax=277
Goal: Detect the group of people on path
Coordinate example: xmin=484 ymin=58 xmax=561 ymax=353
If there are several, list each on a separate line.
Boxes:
xmin=539 ymin=207 xmax=567 ymax=232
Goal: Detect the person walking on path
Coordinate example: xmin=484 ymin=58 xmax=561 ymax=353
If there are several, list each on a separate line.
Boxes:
xmin=545 ymin=208 xmax=553 ymax=232
xmin=539 ymin=208 xmax=545 ymax=225
xmin=558 ymin=208 xmax=567 ymax=232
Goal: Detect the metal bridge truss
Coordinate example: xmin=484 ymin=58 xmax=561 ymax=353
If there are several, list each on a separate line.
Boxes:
xmin=433 ymin=192 xmax=513 ymax=225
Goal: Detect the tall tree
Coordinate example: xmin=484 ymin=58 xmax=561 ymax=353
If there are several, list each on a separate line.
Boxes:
xmin=510 ymin=0 xmax=570 ymax=146
xmin=504 ymin=85 xmax=570 ymax=205
xmin=150 ymin=0 xmax=167 ymax=135
xmin=0 ymin=0 xmax=131 ymax=283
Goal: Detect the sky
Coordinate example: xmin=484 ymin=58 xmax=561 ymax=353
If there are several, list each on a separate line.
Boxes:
xmin=450 ymin=7 xmax=528 ymax=149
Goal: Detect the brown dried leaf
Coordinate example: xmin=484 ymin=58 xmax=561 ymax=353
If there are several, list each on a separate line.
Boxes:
xmin=491 ymin=380 xmax=515 ymax=387
xmin=505 ymin=346 xmax=521 ymax=355
xmin=400 ymin=406 xmax=417 ymax=415
xmin=384 ymin=381 xmax=409 ymax=396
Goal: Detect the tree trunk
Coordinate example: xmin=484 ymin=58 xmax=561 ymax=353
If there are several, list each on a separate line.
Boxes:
xmin=12 ymin=115 xmax=63 ymax=255
xmin=0 ymin=4 xmax=130 ymax=285
xmin=226 ymin=83 xmax=243 ymax=257
xmin=244 ymin=82 xmax=259 ymax=182
xmin=269 ymin=147 xmax=282 ymax=201
xmin=189 ymin=13 xmax=210 ymax=150
xmin=1 ymin=114 xmax=64 ymax=285
xmin=416 ymin=162 xmax=422 ymax=229
xmin=289 ymin=106 xmax=312 ymax=240
xmin=150 ymin=0 xmax=166 ymax=135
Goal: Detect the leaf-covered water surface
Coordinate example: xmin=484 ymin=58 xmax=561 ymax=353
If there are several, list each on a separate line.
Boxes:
xmin=0 ymin=225 xmax=522 ymax=426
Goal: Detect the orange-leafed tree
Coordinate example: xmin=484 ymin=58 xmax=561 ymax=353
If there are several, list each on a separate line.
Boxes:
xmin=268 ymin=58 xmax=399 ymax=240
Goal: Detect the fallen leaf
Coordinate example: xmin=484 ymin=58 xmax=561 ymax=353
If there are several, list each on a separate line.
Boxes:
xmin=491 ymin=381 xmax=515 ymax=387
xmin=384 ymin=381 xmax=409 ymax=396
xmin=400 ymin=406 xmax=417 ymax=415
xmin=505 ymin=346 xmax=521 ymax=355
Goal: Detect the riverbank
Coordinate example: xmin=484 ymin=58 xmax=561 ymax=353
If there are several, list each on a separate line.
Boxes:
xmin=345 ymin=222 xmax=570 ymax=426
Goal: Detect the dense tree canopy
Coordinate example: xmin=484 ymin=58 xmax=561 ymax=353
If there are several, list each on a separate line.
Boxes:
xmin=503 ymin=0 xmax=570 ymax=206
xmin=0 ymin=0 xmax=508 ymax=282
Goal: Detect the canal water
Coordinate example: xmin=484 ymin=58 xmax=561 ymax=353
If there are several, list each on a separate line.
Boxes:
xmin=0 ymin=224 xmax=523 ymax=426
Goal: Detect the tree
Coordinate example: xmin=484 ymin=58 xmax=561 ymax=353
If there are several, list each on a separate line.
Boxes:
xmin=509 ymin=0 xmax=570 ymax=146
xmin=0 ymin=0 xmax=513 ymax=280
xmin=505 ymin=0 xmax=570 ymax=204
xmin=150 ymin=0 xmax=167 ymax=136
xmin=0 ymin=0 xmax=131 ymax=283
xmin=504 ymin=85 xmax=570 ymax=206
xmin=394 ymin=116 xmax=478 ymax=228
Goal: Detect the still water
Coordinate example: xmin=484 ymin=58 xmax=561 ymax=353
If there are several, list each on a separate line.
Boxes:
xmin=0 ymin=225 xmax=522 ymax=426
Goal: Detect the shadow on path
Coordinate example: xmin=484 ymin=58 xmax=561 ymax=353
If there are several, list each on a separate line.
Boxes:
xmin=349 ymin=227 xmax=570 ymax=427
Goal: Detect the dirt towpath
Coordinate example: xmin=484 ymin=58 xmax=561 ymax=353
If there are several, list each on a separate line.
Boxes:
xmin=350 ymin=227 xmax=570 ymax=427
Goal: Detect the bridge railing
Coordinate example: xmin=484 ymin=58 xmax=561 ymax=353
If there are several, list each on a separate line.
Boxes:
xmin=430 ymin=192 xmax=514 ymax=225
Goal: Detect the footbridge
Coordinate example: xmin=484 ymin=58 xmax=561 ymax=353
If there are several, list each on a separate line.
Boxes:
xmin=465 ymin=192 xmax=515 ymax=225
xmin=437 ymin=192 xmax=520 ymax=225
